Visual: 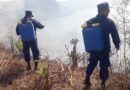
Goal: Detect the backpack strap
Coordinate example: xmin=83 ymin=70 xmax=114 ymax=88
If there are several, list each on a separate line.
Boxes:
xmin=81 ymin=22 xmax=100 ymax=29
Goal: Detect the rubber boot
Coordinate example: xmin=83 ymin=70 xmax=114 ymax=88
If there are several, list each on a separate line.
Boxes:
xmin=100 ymin=80 xmax=106 ymax=90
xmin=83 ymin=76 xmax=91 ymax=90
xmin=34 ymin=60 xmax=39 ymax=71
xmin=26 ymin=60 xmax=31 ymax=71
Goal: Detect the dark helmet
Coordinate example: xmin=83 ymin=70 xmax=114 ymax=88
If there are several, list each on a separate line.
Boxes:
xmin=25 ymin=10 xmax=34 ymax=17
xmin=97 ymin=2 xmax=109 ymax=12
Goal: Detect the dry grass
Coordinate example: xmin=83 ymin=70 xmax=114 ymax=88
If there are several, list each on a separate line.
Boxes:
xmin=0 ymin=50 xmax=130 ymax=90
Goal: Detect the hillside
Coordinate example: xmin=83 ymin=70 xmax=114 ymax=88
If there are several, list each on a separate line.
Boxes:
xmin=0 ymin=49 xmax=130 ymax=90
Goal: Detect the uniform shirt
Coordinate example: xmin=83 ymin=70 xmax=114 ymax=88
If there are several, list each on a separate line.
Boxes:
xmin=16 ymin=17 xmax=44 ymax=36
xmin=87 ymin=14 xmax=120 ymax=52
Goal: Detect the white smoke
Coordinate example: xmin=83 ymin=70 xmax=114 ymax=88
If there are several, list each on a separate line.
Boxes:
xmin=0 ymin=0 xmax=24 ymax=48
xmin=0 ymin=0 xmax=110 ymax=58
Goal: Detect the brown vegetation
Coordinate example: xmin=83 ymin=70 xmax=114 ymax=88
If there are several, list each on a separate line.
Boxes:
xmin=0 ymin=50 xmax=129 ymax=90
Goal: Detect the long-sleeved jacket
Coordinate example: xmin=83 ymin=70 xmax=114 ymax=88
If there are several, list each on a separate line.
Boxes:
xmin=16 ymin=17 xmax=44 ymax=36
xmin=86 ymin=14 xmax=120 ymax=52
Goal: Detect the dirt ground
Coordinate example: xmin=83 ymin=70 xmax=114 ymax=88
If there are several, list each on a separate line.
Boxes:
xmin=0 ymin=50 xmax=130 ymax=90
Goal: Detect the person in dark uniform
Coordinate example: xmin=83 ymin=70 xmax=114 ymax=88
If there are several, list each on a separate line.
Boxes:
xmin=16 ymin=11 xmax=44 ymax=71
xmin=83 ymin=2 xmax=120 ymax=90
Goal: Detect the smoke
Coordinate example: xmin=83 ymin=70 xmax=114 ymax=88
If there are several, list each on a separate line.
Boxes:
xmin=24 ymin=0 xmax=60 ymax=20
xmin=0 ymin=0 xmax=25 ymax=48
xmin=0 ymin=0 xmax=110 ymax=58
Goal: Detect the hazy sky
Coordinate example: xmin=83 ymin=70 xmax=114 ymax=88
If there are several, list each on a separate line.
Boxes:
xmin=0 ymin=0 xmax=111 ymax=58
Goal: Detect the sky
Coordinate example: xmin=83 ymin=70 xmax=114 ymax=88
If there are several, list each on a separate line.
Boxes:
xmin=0 ymin=0 xmax=13 ymax=1
xmin=0 ymin=0 xmax=111 ymax=58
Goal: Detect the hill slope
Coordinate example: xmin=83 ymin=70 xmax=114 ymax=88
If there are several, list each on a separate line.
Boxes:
xmin=0 ymin=50 xmax=129 ymax=90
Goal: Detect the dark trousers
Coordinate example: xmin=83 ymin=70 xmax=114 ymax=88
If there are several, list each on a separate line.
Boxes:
xmin=22 ymin=40 xmax=39 ymax=62
xmin=86 ymin=51 xmax=110 ymax=81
